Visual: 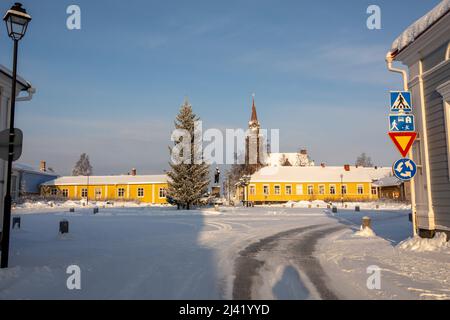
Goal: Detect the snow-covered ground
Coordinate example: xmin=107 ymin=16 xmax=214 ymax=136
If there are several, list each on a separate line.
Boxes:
xmin=0 ymin=204 xmax=448 ymax=300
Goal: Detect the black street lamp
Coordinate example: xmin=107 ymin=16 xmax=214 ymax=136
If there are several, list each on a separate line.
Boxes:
xmin=0 ymin=3 xmax=31 ymax=269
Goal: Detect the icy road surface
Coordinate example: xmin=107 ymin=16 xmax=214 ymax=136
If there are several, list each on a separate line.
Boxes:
xmin=1 ymin=206 xmax=447 ymax=300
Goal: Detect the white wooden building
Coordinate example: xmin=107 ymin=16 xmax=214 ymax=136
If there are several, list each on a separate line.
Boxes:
xmin=0 ymin=65 xmax=35 ymax=231
xmin=388 ymin=1 xmax=450 ymax=238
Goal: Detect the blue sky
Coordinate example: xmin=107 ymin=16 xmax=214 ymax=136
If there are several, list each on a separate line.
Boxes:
xmin=0 ymin=0 xmax=442 ymax=175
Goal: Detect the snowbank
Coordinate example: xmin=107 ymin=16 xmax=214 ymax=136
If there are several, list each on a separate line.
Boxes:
xmin=397 ymin=233 xmax=449 ymax=253
xmin=284 ymin=200 xmax=329 ymax=208
xmin=13 ymin=200 xmax=168 ymax=211
xmin=280 ymin=200 xmax=410 ymax=210
xmin=353 ymin=226 xmax=376 ymax=238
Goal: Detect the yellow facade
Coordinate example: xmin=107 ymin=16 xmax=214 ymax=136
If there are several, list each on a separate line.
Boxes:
xmin=244 ymin=182 xmax=378 ymax=203
xmin=44 ymin=183 xmax=169 ymax=204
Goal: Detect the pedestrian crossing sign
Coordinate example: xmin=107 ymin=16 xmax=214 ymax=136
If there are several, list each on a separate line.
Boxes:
xmin=390 ymin=91 xmax=412 ymax=112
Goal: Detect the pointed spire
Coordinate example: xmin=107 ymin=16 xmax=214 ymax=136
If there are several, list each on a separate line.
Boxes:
xmin=251 ymin=93 xmax=258 ymax=122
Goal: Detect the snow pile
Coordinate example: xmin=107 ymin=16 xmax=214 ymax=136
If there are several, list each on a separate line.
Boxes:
xmin=354 ymin=226 xmax=376 ymax=238
xmin=397 ymin=233 xmax=449 ymax=253
xmin=281 ymin=200 xmax=409 ymax=210
xmin=13 ymin=200 xmax=168 ymax=212
xmin=283 ymin=200 xmax=329 ymax=208
xmin=391 ymin=0 xmax=450 ymax=52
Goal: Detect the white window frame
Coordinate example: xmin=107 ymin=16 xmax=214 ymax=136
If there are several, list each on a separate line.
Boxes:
xmin=81 ymin=188 xmax=88 ymax=198
xmin=307 ymin=185 xmax=314 ymax=195
xmin=329 ymin=185 xmax=336 ymax=195
xmin=274 ymin=184 xmax=281 ymax=195
xmin=62 ymin=189 xmax=69 ymax=198
xmin=318 ymin=184 xmax=325 ymax=195
xmin=285 ymin=185 xmax=292 ymax=195
xmin=137 ymin=187 xmax=145 ymax=198
xmin=341 ymin=185 xmax=347 ymax=195
xmin=51 ymin=188 xmax=58 ymax=196
xmin=443 ymin=100 xmax=450 ymax=180
xmin=371 ymin=186 xmax=378 ymax=195
xmin=263 ymin=185 xmax=270 ymax=195
xmin=117 ymin=188 xmax=125 ymax=198
xmin=95 ymin=188 xmax=102 ymax=199
xmin=357 ymin=184 xmax=364 ymax=195
xmin=296 ymin=184 xmax=303 ymax=195
xmin=159 ymin=187 xmax=166 ymax=198
xmin=437 ymin=81 xmax=450 ymax=180
xmin=249 ymin=184 xmax=256 ymax=195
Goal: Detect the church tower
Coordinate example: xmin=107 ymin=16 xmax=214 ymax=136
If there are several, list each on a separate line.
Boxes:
xmin=245 ymin=95 xmax=263 ymax=167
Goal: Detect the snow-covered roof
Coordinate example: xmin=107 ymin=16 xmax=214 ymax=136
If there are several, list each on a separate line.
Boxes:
xmin=250 ymin=166 xmax=391 ymax=183
xmin=0 ymin=64 xmax=32 ymax=89
xmin=372 ymin=176 xmax=403 ymax=188
xmin=13 ymin=163 xmax=58 ymax=176
xmin=391 ymin=0 xmax=450 ymax=53
xmin=42 ymin=175 xmax=168 ymax=186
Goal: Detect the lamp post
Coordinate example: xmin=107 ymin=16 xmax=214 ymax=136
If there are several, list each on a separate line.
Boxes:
xmin=0 ymin=3 xmax=31 ymax=269
xmin=241 ymin=175 xmax=251 ymax=207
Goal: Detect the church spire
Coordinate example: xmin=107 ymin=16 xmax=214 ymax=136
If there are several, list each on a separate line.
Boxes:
xmin=249 ymin=93 xmax=260 ymax=129
xmin=251 ymin=94 xmax=258 ymax=122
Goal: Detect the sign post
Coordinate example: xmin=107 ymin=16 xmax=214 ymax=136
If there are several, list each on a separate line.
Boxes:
xmin=387 ymin=91 xmax=417 ymax=235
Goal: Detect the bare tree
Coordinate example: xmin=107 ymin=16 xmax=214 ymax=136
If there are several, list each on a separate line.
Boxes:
xmin=355 ymin=153 xmax=373 ymax=167
xmin=72 ymin=153 xmax=93 ymax=176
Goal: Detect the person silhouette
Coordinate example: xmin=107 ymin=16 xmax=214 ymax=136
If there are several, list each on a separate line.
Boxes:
xmin=391 ymin=119 xmax=399 ymax=131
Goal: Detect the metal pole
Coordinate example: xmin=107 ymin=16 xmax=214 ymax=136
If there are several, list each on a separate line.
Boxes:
xmin=1 ymin=40 xmax=19 ymax=269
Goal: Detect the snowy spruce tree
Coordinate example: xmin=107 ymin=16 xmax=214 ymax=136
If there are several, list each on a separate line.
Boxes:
xmin=166 ymin=99 xmax=210 ymax=210
xmin=72 ymin=153 xmax=93 ymax=176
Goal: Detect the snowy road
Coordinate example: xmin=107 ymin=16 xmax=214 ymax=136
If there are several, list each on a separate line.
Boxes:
xmin=1 ymin=205 xmax=448 ymax=300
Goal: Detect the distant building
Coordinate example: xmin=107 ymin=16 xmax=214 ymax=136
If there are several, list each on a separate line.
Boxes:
xmin=388 ymin=1 xmax=450 ymax=237
xmin=12 ymin=161 xmax=58 ymax=200
xmin=244 ymin=97 xmax=314 ymax=168
xmin=372 ymin=176 xmax=411 ymax=202
xmin=238 ymin=165 xmax=391 ymax=204
xmin=41 ymin=169 xmax=168 ymax=204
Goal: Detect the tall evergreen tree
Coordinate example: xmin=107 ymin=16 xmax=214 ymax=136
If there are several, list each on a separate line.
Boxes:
xmin=72 ymin=153 xmax=93 ymax=176
xmin=166 ymin=99 xmax=210 ymax=210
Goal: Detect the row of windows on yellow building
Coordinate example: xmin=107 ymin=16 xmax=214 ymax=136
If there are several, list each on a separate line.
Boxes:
xmin=45 ymin=184 xmax=169 ymax=204
xmin=41 ymin=175 xmax=169 ymax=204
xmin=244 ymin=182 xmax=378 ymax=203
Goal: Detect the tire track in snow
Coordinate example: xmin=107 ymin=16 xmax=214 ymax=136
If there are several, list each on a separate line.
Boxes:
xmin=232 ymin=224 xmax=329 ymax=300
xmin=290 ymin=225 xmax=346 ymax=300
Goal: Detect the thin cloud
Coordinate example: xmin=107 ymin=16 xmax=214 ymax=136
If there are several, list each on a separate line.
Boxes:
xmin=234 ymin=42 xmax=395 ymax=85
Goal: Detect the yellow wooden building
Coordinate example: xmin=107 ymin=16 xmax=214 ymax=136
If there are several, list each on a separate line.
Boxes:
xmin=41 ymin=174 xmax=169 ymax=204
xmin=239 ymin=166 xmax=392 ymax=204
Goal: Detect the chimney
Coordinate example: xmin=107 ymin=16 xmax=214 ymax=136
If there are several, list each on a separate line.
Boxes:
xmin=300 ymin=149 xmax=308 ymax=155
xmin=344 ymin=164 xmax=350 ymax=171
xmin=40 ymin=160 xmax=47 ymax=172
xmin=320 ymin=163 xmax=326 ymax=168
xmin=131 ymin=168 xmax=137 ymax=176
